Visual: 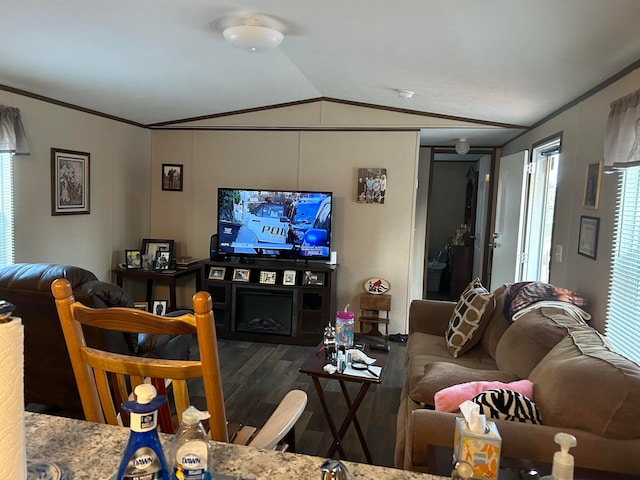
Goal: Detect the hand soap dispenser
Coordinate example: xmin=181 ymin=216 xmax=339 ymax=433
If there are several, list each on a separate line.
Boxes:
xmin=540 ymin=432 xmax=577 ymax=480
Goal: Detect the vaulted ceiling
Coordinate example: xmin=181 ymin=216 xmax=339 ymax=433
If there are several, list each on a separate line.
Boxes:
xmin=2 ymin=1 xmax=640 ymax=147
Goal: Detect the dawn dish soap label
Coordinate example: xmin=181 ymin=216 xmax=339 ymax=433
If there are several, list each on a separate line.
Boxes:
xmin=121 ymin=446 xmax=167 ymax=480
xmin=173 ymin=442 xmax=212 ymax=480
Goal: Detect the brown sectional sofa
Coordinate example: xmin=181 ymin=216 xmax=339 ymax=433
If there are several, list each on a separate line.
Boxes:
xmin=395 ymin=284 xmax=640 ymax=475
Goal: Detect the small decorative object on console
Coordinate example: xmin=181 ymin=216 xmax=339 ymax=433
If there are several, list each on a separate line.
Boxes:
xmin=233 ymin=268 xmax=250 ymax=282
xmin=363 ymin=277 xmax=390 ymax=294
xmin=259 ymin=270 xmax=277 ymax=284
xmin=303 ymin=271 xmax=325 ymax=286
xmin=283 ymin=269 xmax=296 ymax=286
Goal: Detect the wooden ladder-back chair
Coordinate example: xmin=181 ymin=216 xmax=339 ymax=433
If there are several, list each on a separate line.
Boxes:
xmin=51 ymin=278 xmax=307 ymax=450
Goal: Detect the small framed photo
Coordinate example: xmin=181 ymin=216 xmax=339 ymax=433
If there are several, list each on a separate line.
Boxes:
xmin=583 ymin=160 xmax=602 ymax=209
xmin=578 ymin=215 xmax=600 ymax=260
xmin=208 ymin=266 xmax=226 ymax=280
xmin=151 ymin=300 xmax=168 ymax=316
xmin=259 ymin=270 xmax=277 ymax=285
xmin=303 ymin=271 xmax=325 ymax=286
xmin=133 ymin=302 xmax=148 ymax=311
xmin=162 ymin=163 xmax=183 ymax=191
xmin=233 ymin=268 xmax=251 ymax=282
xmin=141 ymin=238 xmax=174 ymax=261
xmin=282 ymin=269 xmax=297 ymax=286
xmin=125 ymin=250 xmax=142 ymax=269
xmin=51 ymin=148 xmax=90 ymax=215
xmin=155 ymin=250 xmax=171 ymax=270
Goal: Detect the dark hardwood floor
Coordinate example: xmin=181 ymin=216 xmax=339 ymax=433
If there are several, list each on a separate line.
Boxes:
xmin=215 ymin=337 xmax=406 ymax=468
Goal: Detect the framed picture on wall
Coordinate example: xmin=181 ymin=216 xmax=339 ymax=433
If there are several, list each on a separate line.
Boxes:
xmin=583 ymin=160 xmax=603 ymax=209
xmin=162 ymin=163 xmax=183 ymax=191
xmin=357 ymin=167 xmax=387 ymax=204
xmin=578 ymin=215 xmax=599 ymax=260
xmin=51 ymin=148 xmax=90 ymax=215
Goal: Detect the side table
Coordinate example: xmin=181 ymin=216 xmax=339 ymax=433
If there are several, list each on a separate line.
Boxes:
xmin=299 ymin=344 xmax=389 ymax=464
xmin=112 ymin=264 xmax=201 ymax=311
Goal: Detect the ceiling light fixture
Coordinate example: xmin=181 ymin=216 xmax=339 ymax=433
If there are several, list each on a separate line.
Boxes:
xmin=223 ymin=25 xmax=284 ymax=52
xmin=397 ymin=89 xmax=414 ymax=99
xmin=455 ymin=138 xmax=470 ymax=155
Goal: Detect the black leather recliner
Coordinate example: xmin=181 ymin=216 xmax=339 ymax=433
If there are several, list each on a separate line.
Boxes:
xmin=0 ymin=263 xmax=194 ymax=417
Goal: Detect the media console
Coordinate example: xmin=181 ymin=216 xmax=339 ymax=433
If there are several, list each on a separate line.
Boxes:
xmin=201 ymin=258 xmax=337 ymax=345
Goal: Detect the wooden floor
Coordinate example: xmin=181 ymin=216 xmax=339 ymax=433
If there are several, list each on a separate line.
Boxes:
xmin=215 ymin=337 xmax=406 ymax=468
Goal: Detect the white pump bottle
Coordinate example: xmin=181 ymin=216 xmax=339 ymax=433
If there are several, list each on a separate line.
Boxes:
xmin=540 ymin=432 xmax=577 ymax=480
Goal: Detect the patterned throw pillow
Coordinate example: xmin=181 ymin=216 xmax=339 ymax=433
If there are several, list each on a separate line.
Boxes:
xmin=445 ymin=278 xmax=494 ymax=358
xmin=472 ymin=388 xmax=542 ymax=424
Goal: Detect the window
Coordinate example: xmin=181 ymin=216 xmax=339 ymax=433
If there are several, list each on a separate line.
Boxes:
xmin=0 ymin=152 xmax=14 ymax=267
xmin=605 ymin=166 xmax=640 ymax=364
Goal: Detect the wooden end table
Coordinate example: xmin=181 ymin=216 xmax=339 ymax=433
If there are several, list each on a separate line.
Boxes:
xmin=299 ymin=344 xmax=389 ymax=464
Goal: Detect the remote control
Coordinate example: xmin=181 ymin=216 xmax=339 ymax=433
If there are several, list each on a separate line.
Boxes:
xmin=370 ymin=343 xmax=390 ymax=352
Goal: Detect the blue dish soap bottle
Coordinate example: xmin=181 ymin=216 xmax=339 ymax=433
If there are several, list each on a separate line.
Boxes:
xmin=169 ymin=405 xmax=212 ymax=480
xmin=117 ymin=383 xmax=170 ymax=480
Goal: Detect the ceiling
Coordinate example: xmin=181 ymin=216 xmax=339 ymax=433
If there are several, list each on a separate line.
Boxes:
xmin=2 ymin=1 xmax=640 ymax=148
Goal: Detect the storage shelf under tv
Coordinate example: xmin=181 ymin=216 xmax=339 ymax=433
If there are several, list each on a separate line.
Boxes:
xmin=201 ymin=258 xmax=337 ymax=345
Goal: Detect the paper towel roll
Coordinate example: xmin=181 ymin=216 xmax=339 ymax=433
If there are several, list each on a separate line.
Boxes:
xmin=0 ymin=317 xmax=26 ymax=478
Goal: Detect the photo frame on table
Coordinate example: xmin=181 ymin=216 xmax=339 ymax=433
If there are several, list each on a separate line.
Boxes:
xmin=125 ymin=250 xmax=142 ymax=269
xmin=303 ymin=271 xmax=325 ymax=286
xmin=162 ymin=163 xmax=183 ymax=191
xmin=151 ymin=299 xmax=168 ymax=316
xmin=583 ymin=160 xmax=603 ymax=209
xmin=133 ymin=302 xmax=148 ymax=312
xmin=51 ymin=148 xmax=90 ymax=215
xmin=208 ymin=266 xmax=226 ymax=280
xmin=259 ymin=270 xmax=277 ymax=285
xmin=155 ymin=250 xmax=171 ymax=270
xmin=282 ymin=269 xmax=297 ymax=286
xmin=233 ymin=268 xmax=251 ymax=282
xmin=578 ymin=215 xmax=600 ymax=260
xmin=141 ymin=238 xmax=174 ymax=264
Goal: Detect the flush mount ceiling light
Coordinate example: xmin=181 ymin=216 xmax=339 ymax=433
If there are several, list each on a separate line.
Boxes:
xmin=455 ymin=138 xmax=470 ymax=155
xmin=223 ymin=25 xmax=284 ymax=52
xmin=396 ymin=89 xmax=415 ymax=99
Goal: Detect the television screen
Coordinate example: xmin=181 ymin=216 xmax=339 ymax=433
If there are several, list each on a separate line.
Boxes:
xmin=217 ymin=188 xmax=332 ymax=260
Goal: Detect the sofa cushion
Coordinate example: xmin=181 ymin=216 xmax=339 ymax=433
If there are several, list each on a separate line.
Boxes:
xmin=479 ymin=285 xmax=510 ymax=359
xmin=445 ymin=278 xmax=495 ymax=358
xmin=495 ymin=306 xmax=590 ymax=378
xmin=410 ymin=361 xmax=517 ymax=407
xmin=472 ymin=388 xmax=542 ymax=424
xmin=529 ymin=329 xmax=640 ymax=439
xmin=434 ymin=379 xmax=534 ymax=412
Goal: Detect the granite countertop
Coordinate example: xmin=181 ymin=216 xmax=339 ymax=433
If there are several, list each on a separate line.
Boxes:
xmin=25 ymin=412 xmax=447 ymax=479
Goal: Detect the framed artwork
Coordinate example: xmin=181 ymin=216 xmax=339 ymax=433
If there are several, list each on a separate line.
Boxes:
xmin=141 ymin=239 xmax=174 ymax=262
xmin=151 ymin=299 xmax=168 ymax=316
xmin=282 ymin=269 xmax=297 ymax=286
xmin=155 ymin=250 xmax=171 ymax=270
xmin=259 ymin=270 xmax=277 ymax=285
xmin=133 ymin=302 xmax=148 ymax=311
xmin=51 ymin=148 xmax=90 ymax=215
xmin=303 ymin=271 xmax=325 ymax=286
xmin=125 ymin=250 xmax=142 ymax=269
xmin=162 ymin=163 xmax=183 ymax=191
xmin=233 ymin=268 xmax=251 ymax=282
xmin=357 ymin=167 xmax=387 ymax=204
xmin=578 ymin=215 xmax=600 ymax=260
xmin=208 ymin=266 xmax=226 ymax=280
xmin=583 ymin=160 xmax=602 ymax=209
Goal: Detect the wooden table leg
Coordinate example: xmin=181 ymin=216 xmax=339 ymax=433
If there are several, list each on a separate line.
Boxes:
xmin=145 ymin=279 xmax=153 ymax=305
xmin=326 ymin=381 xmax=372 ymax=463
xmin=310 ymin=375 xmax=347 ymax=460
xmin=168 ymin=277 xmax=177 ymax=310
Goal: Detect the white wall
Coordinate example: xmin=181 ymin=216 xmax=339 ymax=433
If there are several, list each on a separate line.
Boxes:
xmin=1 ymin=91 xmax=151 ymax=280
xmin=501 ymin=67 xmax=640 ymax=332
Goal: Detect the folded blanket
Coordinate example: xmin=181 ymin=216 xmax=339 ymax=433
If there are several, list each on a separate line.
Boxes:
xmin=434 ymin=379 xmax=534 ymax=412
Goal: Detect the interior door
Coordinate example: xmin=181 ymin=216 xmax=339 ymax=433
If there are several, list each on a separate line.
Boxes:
xmin=489 ymin=150 xmax=529 ymax=290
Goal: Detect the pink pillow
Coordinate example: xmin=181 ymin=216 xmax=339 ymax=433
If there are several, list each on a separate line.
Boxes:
xmin=434 ymin=379 xmax=534 ymax=412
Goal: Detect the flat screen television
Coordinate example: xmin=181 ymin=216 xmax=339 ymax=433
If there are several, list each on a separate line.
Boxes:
xmin=217 ymin=188 xmax=332 ymax=260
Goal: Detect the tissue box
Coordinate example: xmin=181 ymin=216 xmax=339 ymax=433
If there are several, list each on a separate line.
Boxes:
xmin=454 ymin=416 xmax=501 ymax=479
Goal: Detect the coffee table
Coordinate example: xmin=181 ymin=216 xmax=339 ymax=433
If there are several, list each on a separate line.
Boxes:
xmin=299 ymin=344 xmax=389 ymax=464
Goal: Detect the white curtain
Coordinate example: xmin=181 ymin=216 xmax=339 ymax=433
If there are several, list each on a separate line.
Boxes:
xmin=604 ymin=89 xmax=640 ymax=170
xmin=0 ymin=106 xmax=29 ymax=155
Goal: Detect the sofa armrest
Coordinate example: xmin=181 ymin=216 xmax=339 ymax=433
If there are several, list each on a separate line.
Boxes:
xmin=408 ymin=299 xmax=456 ymax=336
xmin=407 ymin=409 xmax=640 ymax=475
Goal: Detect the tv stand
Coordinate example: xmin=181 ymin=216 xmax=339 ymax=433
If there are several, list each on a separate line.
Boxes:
xmin=201 ymin=258 xmax=337 ymax=345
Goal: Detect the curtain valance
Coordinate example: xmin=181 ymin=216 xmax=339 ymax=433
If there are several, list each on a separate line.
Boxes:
xmin=604 ymin=88 xmax=640 ymax=170
xmin=0 ymin=106 xmax=29 ymax=155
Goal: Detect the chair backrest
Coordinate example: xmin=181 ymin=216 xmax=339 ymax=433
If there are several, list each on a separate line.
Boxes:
xmin=51 ymin=278 xmax=229 ymax=442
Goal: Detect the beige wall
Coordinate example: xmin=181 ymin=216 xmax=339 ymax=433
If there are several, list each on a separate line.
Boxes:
xmin=1 ymin=91 xmax=151 ymax=281
xmin=151 ymin=118 xmax=421 ymax=332
xmin=501 ymin=67 xmax=640 ymax=332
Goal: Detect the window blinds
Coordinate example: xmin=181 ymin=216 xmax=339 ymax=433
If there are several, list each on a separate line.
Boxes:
xmin=606 ymin=165 xmax=640 ymax=364
xmin=0 ymin=153 xmax=14 ymax=267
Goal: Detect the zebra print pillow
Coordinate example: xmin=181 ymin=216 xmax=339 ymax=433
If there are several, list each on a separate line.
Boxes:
xmin=472 ymin=388 xmax=542 ymax=424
